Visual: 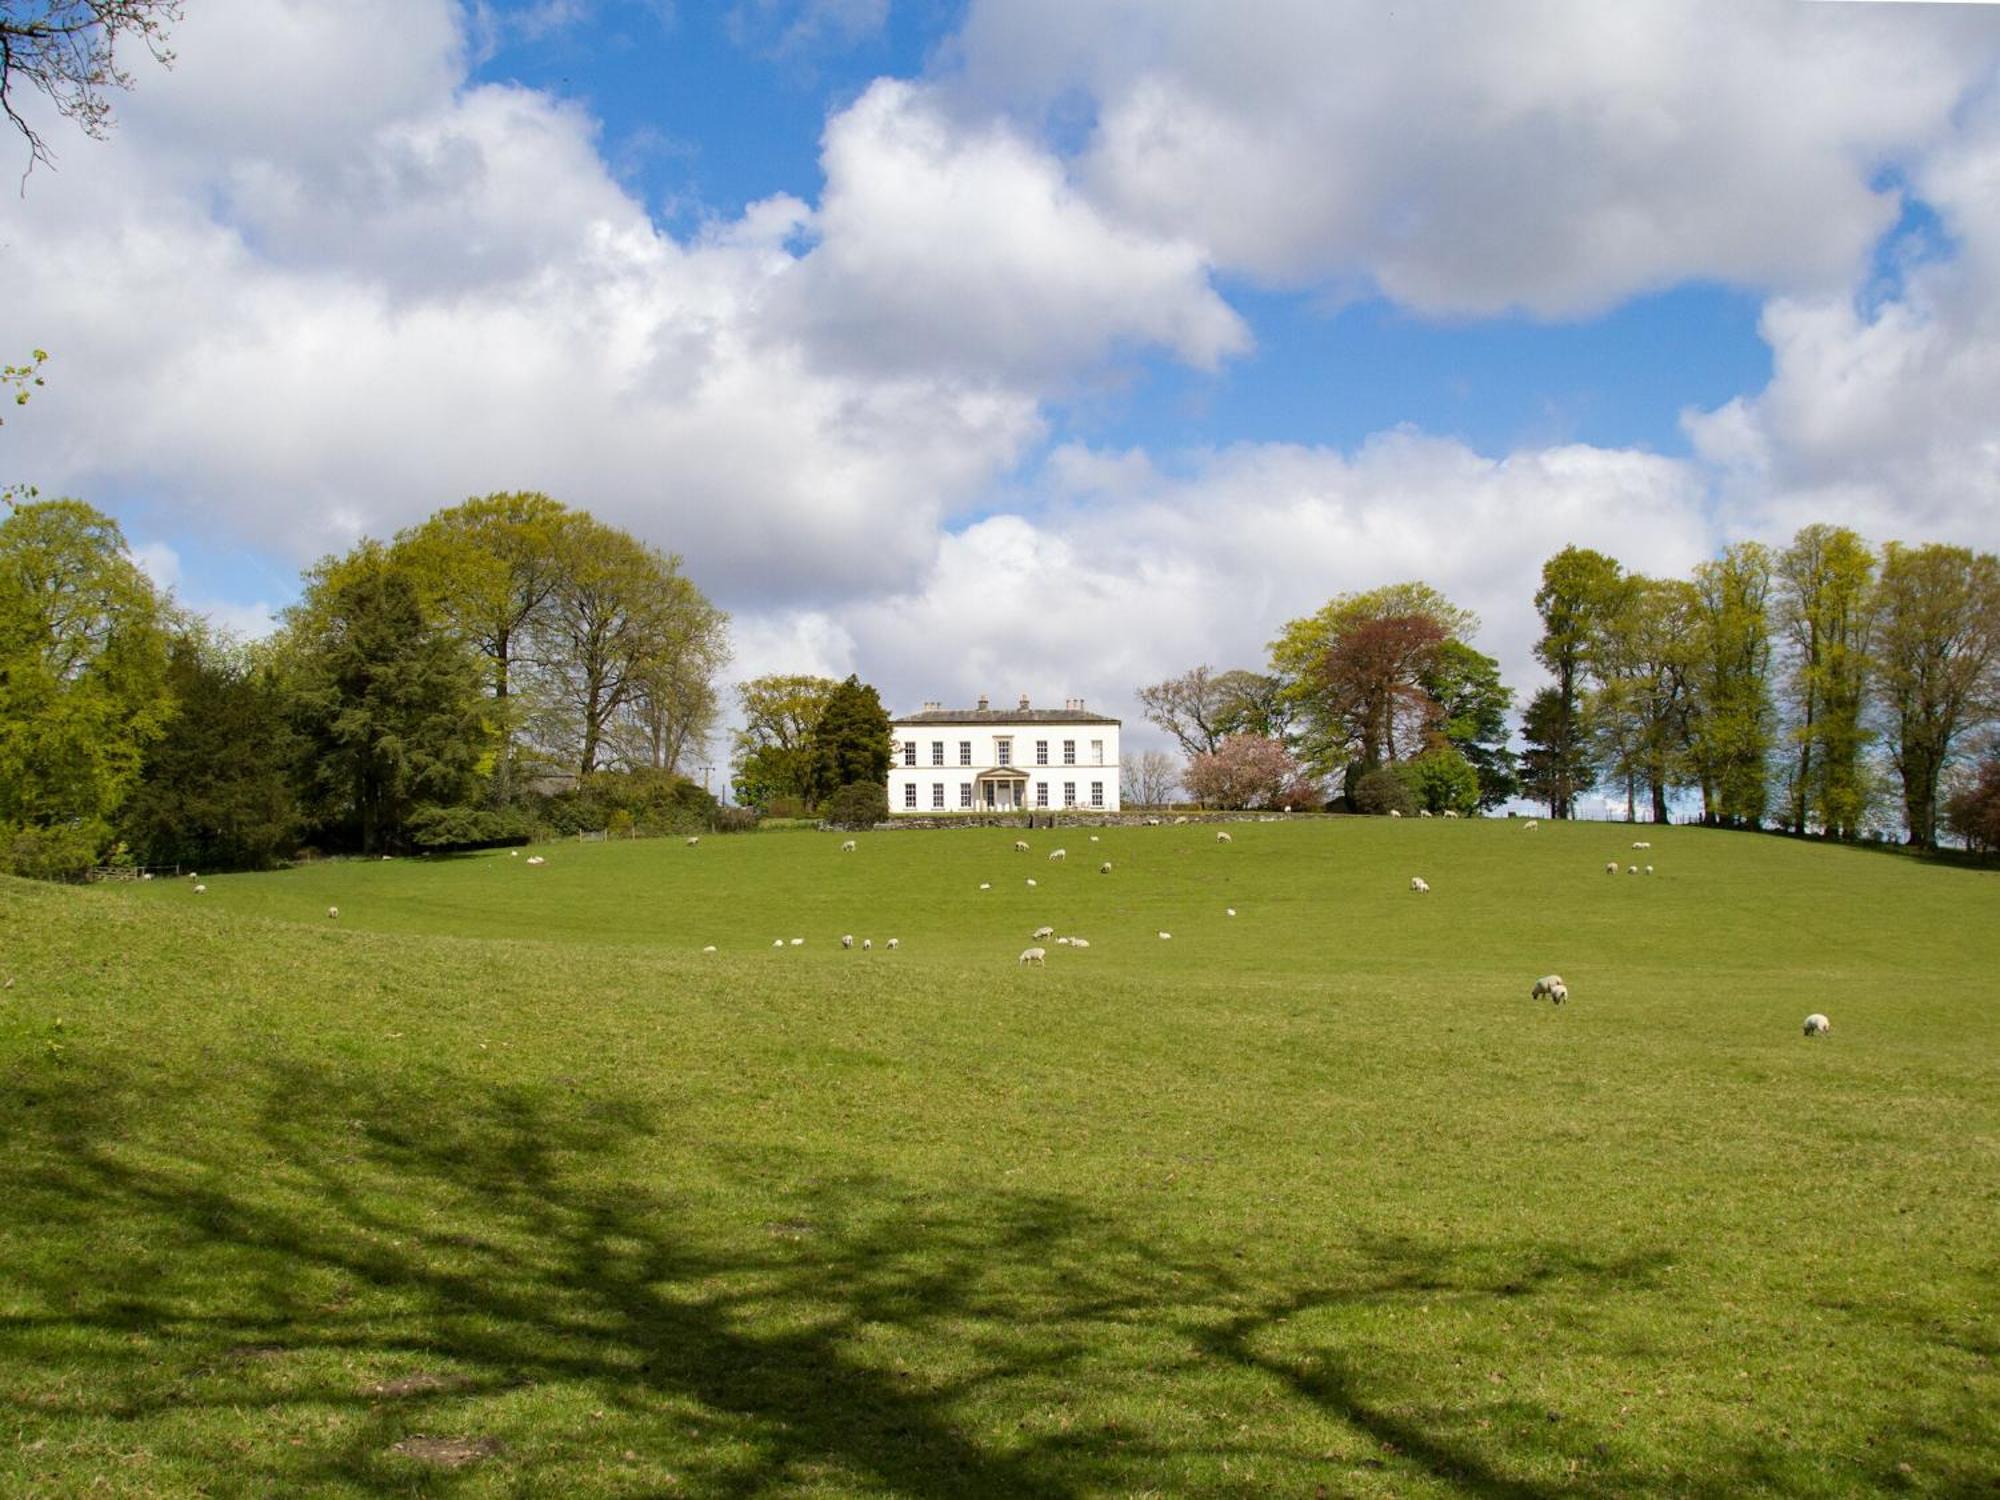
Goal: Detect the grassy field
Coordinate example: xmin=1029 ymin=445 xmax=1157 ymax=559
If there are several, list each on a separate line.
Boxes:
xmin=0 ymin=818 xmax=1994 ymax=1496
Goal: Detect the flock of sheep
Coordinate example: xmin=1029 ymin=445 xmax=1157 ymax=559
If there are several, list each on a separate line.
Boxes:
xmin=175 ymin=817 xmax=1836 ymax=1038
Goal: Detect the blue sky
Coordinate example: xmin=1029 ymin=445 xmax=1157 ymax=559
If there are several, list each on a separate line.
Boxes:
xmin=6 ymin=0 xmax=2000 ymax=798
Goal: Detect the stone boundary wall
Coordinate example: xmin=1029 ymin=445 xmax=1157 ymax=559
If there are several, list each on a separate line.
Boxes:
xmin=864 ymin=811 xmax=1357 ymax=832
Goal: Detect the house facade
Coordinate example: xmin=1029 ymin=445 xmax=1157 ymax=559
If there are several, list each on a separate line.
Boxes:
xmin=889 ymin=696 xmax=1121 ymax=814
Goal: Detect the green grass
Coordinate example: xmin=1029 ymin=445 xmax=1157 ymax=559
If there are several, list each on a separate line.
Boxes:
xmin=1 ymin=819 xmax=1994 ymax=1496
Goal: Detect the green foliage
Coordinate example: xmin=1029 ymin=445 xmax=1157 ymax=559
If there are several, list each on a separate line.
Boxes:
xmin=1517 ymin=685 xmax=1597 ymax=817
xmin=1350 ymin=763 xmax=1415 ymax=816
xmin=1776 ymin=524 xmax=1876 ymax=838
xmin=0 ymin=819 xmax=99 ymax=880
xmin=1688 ymin=543 xmax=1776 ymax=827
xmin=0 ymin=499 xmax=171 ymax=874
xmin=283 ymin=543 xmax=491 ymax=855
xmin=1872 ymin=542 xmax=2000 ymax=848
xmin=1419 ymin=640 xmax=1516 ymax=809
xmin=1945 ymin=757 xmax=2000 ymax=853
xmin=119 ymin=632 xmax=302 ymax=870
xmin=403 ymin=802 xmax=534 ymax=850
xmin=1531 ymin=546 xmax=1623 ymax=817
xmin=807 ymin=675 xmax=892 ymax=806
xmin=1137 ymin=666 xmax=1290 ymax=756
xmin=730 ymin=673 xmax=837 ymax=808
xmin=1587 ymin=576 xmax=1701 ymax=823
xmin=1395 ymin=743 xmax=1480 ymax=815
xmin=535 ymin=766 xmax=717 ymax=838
xmin=821 ymin=779 xmax=889 ymax=830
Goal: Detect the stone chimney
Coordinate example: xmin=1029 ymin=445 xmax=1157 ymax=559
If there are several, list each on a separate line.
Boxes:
xmin=1019 ymin=693 xmax=1031 ymax=711
xmin=977 ymin=694 xmax=989 ymax=711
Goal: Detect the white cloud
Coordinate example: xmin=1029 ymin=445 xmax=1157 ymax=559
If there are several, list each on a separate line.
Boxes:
xmin=946 ymin=0 xmax=1997 ymax=316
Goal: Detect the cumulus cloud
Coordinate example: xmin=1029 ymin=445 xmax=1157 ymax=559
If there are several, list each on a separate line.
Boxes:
xmin=947 ymin=0 xmax=1997 ymax=316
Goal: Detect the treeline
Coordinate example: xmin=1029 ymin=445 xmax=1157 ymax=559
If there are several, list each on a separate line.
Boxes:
xmin=1138 ymin=527 xmax=2000 ymax=848
xmin=726 ymin=672 xmax=895 ymax=826
xmin=0 ymin=493 xmax=731 ymax=878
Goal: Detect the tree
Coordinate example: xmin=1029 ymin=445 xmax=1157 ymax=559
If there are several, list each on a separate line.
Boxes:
xmin=730 ymin=673 xmax=837 ymax=809
xmin=1871 ymin=542 xmax=2000 ymax=849
xmin=1396 ymin=743 xmax=1480 ymax=816
xmin=806 ymin=674 xmax=892 ymax=806
xmin=1517 ymin=687 xmax=1595 ymax=818
xmin=120 ymin=629 xmax=301 ymax=869
xmin=395 ymin=493 xmax=574 ymax=801
xmin=1271 ymin=582 xmax=1474 ymax=793
xmin=283 ymin=544 xmax=490 ymax=855
xmin=1688 ymin=542 xmax=1776 ymax=828
xmin=1776 ymin=524 xmax=1875 ymax=837
xmin=1181 ymin=734 xmax=1304 ymax=810
xmin=618 ymin=592 xmax=729 ymax=775
xmin=1 ymin=1 xmax=180 ymax=171
xmin=0 ymin=498 xmax=171 ymax=873
xmin=1531 ymin=546 xmax=1623 ymax=818
xmin=1136 ymin=666 xmax=1288 ymax=756
xmin=1350 ymin=764 xmax=1415 ymax=817
xmin=1944 ymin=756 xmax=2000 ymax=853
xmin=1120 ymin=749 xmax=1180 ymax=808
xmin=1587 ymin=575 xmax=1700 ymax=823
xmin=1420 ymin=640 xmax=1515 ymax=810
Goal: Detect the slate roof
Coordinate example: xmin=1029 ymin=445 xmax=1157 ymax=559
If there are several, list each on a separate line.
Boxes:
xmin=893 ymin=706 xmax=1121 ymax=727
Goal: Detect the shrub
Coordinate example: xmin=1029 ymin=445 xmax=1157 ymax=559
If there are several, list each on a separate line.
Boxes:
xmin=1351 ymin=765 xmax=1415 ymax=817
xmin=710 ymin=806 xmax=759 ymax=834
xmin=1945 ymin=758 xmax=2000 ymax=853
xmin=406 ymin=804 xmax=534 ymax=851
xmin=1182 ymin=734 xmax=1303 ymax=809
xmin=2 ymin=821 xmax=102 ymax=881
xmin=1396 ymin=744 xmax=1481 ymax=816
xmin=822 ymin=781 xmax=888 ymax=830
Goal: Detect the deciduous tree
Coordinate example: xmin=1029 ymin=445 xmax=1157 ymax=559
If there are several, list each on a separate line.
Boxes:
xmin=1 ymin=0 xmax=180 ymax=171
xmin=1529 ymin=546 xmax=1622 ymax=818
xmin=807 ymin=674 xmax=892 ymax=806
xmin=1776 ymin=524 xmax=1875 ymax=837
xmin=730 ymin=673 xmax=837 ymax=809
xmin=1181 ymin=733 xmax=1302 ymax=810
xmin=1688 ymin=542 xmax=1776 ymax=827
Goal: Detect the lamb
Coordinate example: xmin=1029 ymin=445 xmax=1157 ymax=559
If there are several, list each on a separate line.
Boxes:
xmin=1049 ymin=848 xmax=1067 ymax=861
xmin=840 ymin=839 xmax=857 ymax=853
xmin=1173 ymin=816 xmax=1188 ymax=825
xmin=1531 ymin=974 xmax=1568 ymax=1005
xmin=1018 ymin=947 xmax=1047 ymax=965
xmin=979 ymin=882 xmax=992 ymax=890
xmin=1803 ymin=1013 xmax=1831 ymax=1038
xmin=1605 ymin=860 xmax=1619 ymax=875
xmin=1099 ymin=861 xmax=1112 ymax=874
xmin=773 ymin=939 xmax=785 ymax=948
xmin=326 ymin=906 xmax=339 ymax=920
xmin=1419 ymin=809 xmax=1433 ymax=818
xmin=1055 ymin=936 xmax=1072 ymax=945
xmin=1627 ymin=865 xmax=1639 ymax=875
xmin=1145 ymin=816 xmax=1162 ymax=826
xmin=526 ymin=854 xmax=546 ymax=866
xmin=1014 ymin=840 xmax=1030 ymax=853
xmin=1631 ymin=840 xmax=1652 ymax=850
xmin=1088 ymin=835 xmax=1099 ymax=842
xmin=1226 ymin=907 xmax=1236 ymax=917
xmin=841 ymin=934 xmax=854 ymax=949
xmin=1032 ymin=925 xmax=1056 ymax=939
xmin=1216 ymin=831 xmax=1232 ymax=843
xmin=1410 ymin=876 xmax=1430 ymax=893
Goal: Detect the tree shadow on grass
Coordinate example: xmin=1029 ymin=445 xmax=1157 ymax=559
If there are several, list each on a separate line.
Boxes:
xmin=0 ymin=1057 xmax=1979 ymax=1496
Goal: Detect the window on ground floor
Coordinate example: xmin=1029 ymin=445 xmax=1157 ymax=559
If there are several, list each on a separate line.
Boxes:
xmin=903 ymin=783 xmax=917 ymax=808
xmin=1090 ymin=781 xmax=1104 ymax=808
xmin=932 ymin=783 xmax=945 ymax=809
xmin=1063 ymin=781 xmax=1076 ymax=807
xmin=959 ymin=782 xmax=972 ymax=808
xmin=1036 ymin=782 xmax=1048 ymax=807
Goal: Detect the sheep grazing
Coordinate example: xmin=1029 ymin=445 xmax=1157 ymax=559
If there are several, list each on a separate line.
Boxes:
xmin=1018 ymin=947 xmax=1047 ymax=966
xmin=1605 ymin=860 xmax=1619 ymax=875
xmin=1803 ymin=1013 xmax=1831 ymax=1038
xmin=1032 ymin=925 xmax=1056 ymax=939
xmin=840 ymin=839 xmax=857 ymax=853
xmin=1216 ymin=831 xmax=1232 ymax=843
xmin=773 ymin=939 xmax=785 ymax=948
xmin=1157 ymin=930 xmax=1172 ymax=940
xmin=702 ymin=945 xmax=718 ymax=953
xmin=1099 ymin=861 xmax=1112 ymax=874
xmin=1055 ymin=936 xmax=1072 ymax=946
xmin=1144 ymin=816 xmax=1162 ymax=826
xmin=1088 ymin=835 xmax=1099 ymax=842
xmin=1418 ymin=809 xmax=1433 ymax=818
xmin=1410 ymin=876 xmax=1430 ymax=894
xmin=1442 ymin=809 xmax=1460 ymax=819
xmin=1523 ymin=820 xmax=1538 ymax=831
xmin=1069 ymin=937 xmax=1091 ymax=949
xmin=1645 ymin=865 xmax=1654 ymax=876
xmin=862 ymin=938 xmax=873 ymax=950
xmin=841 ymin=934 xmax=854 ymax=949
xmin=686 ymin=836 xmax=700 ymax=847
xmin=790 ymin=937 xmax=805 ymax=946
xmin=1174 ymin=816 xmax=1189 ymax=825
xmin=1389 ymin=809 xmax=1402 ymax=819
xmin=1627 ymin=865 xmax=1639 ymax=875
xmin=1025 ymin=878 xmax=1037 ymax=887
xmin=1225 ymin=907 xmax=1237 ymax=917
xmin=326 ymin=906 xmax=339 ymax=920
xmin=1049 ymin=848 xmax=1067 ymax=861
xmin=1014 ymin=840 xmax=1030 ymax=853
xmin=193 ymin=883 xmax=207 ymax=894
xmin=510 ymin=849 xmax=519 ymax=857
xmin=886 ymin=938 xmax=900 ymax=950
xmin=1632 ymin=840 xmax=1653 ymax=850
xmin=979 ymin=882 xmax=992 ymax=890
xmin=1531 ymin=974 xmax=1568 ymax=1005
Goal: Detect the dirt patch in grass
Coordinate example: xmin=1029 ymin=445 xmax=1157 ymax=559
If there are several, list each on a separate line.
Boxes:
xmin=389 ymin=1434 xmax=504 ymax=1468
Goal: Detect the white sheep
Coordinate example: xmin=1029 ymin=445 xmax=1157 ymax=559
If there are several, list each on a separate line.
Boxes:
xmin=886 ymin=938 xmax=900 ymax=950
xmin=510 ymin=850 xmax=519 ymax=857
xmin=1055 ymin=936 xmax=1072 ymax=946
xmin=1145 ymin=816 xmax=1162 ymax=826
xmin=1032 ymin=925 xmax=1056 ymax=939
xmin=841 ymin=934 xmax=854 ymax=949
xmin=1025 ymin=877 xmax=1037 ymax=887
xmin=1014 ymin=840 xmax=1030 ymax=853
xmin=1645 ymin=865 xmax=1654 ymax=875
xmin=1531 ymin=974 xmax=1568 ymax=1005
xmin=1157 ymin=930 xmax=1172 ymax=940
xmin=1627 ymin=865 xmax=1639 ymax=875
xmin=1605 ymin=860 xmax=1619 ymax=875
xmin=773 ymin=939 xmax=785 ymax=948
xmin=1523 ymin=820 xmax=1538 ymax=831
xmin=979 ymin=882 xmax=992 ymax=890
xmin=1632 ymin=840 xmax=1652 ymax=850
xmin=1225 ymin=907 xmax=1236 ymax=917
xmin=1019 ymin=947 xmax=1047 ymax=965
xmin=1419 ymin=809 xmax=1433 ymax=818
xmin=194 ymin=883 xmax=207 ymax=894
xmin=1174 ymin=816 xmax=1188 ymax=825
xmin=1049 ymin=848 xmax=1067 ymax=861
xmin=862 ymin=938 xmax=873 ymax=951
xmin=326 ymin=906 xmax=339 ymax=920
xmin=1803 ymin=1013 xmax=1831 ymax=1038
xmin=1088 ymin=835 xmax=1099 ymax=842
xmin=702 ymin=945 xmax=717 ymax=953
xmin=1099 ymin=861 xmax=1112 ymax=874
xmin=1410 ymin=876 xmax=1430 ymax=894
xmin=1216 ymin=831 xmax=1232 ymax=843
xmin=526 ymin=855 xmax=546 ymax=866
xmin=1070 ymin=937 xmax=1091 ymax=949
xmin=790 ymin=937 xmax=804 ymax=946
xmin=686 ymin=836 xmax=700 ymax=847
xmin=1442 ymin=810 xmax=1460 ymax=819
xmin=1389 ymin=809 xmax=1402 ymax=819
xmin=141 ymin=872 xmax=152 ymax=881
xmin=840 ymin=839 xmax=857 ymax=853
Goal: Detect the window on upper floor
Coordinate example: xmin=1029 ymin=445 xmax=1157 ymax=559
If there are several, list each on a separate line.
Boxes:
xmin=1063 ymin=740 xmax=1076 ymax=765
xmin=1035 ymin=740 xmax=1048 ymax=765
xmin=996 ymin=738 xmax=1011 ymax=766
xmin=902 ymin=741 xmax=916 ymax=767
xmin=959 ymin=741 xmax=972 ymax=766
xmin=1091 ymin=739 xmax=1104 ymax=765
xmin=931 ymin=741 xmax=944 ymax=766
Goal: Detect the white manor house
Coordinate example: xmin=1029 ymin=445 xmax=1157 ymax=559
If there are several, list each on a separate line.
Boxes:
xmin=889 ymin=696 xmax=1122 ymax=814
